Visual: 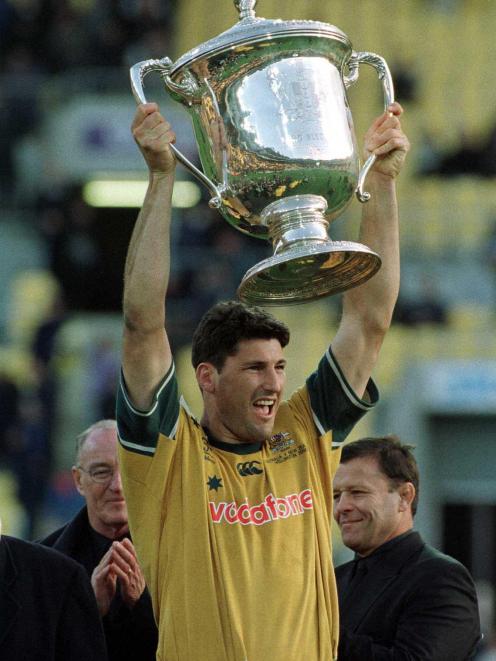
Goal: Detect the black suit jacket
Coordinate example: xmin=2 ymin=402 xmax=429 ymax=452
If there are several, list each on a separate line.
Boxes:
xmin=0 ymin=535 xmax=107 ymax=661
xmin=40 ymin=506 xmax=158 ymax=661
xmin=335 ymin=531 xmax=481 ymax=660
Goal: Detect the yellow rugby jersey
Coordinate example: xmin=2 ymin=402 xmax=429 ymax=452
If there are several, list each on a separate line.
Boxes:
xmin=117 ymin=347 xmax=378 ymax=661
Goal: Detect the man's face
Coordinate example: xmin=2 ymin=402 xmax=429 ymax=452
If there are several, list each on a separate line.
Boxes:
xmin=73 ymin=426 xmax=128 ymax=538
xmin=205 ymin=338 xmax=286 ymax=444
xmin=333 ymin=456 xmax=411 ymax=556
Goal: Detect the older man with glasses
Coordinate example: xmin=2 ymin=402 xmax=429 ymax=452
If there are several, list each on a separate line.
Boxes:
xmin=40 ymin=419 xmax=158 ymax=661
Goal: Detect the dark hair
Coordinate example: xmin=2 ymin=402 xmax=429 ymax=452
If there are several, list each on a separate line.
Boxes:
xmin=341 ymin=435 xmax=419 ymax=515
xmin=191 ymin=300 xmax=290 ymax=370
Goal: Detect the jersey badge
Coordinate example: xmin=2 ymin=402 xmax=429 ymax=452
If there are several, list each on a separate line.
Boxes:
xmin=267 ymin=437 xmax=307 ymax=465
xmin=268 ymin=431 xmax=295 ymax=453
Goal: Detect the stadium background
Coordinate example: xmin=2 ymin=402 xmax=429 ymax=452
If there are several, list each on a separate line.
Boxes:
xmin=1 ymin=0 xmax=496 ymax=647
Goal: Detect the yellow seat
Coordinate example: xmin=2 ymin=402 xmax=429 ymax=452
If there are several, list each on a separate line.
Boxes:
xmin=7 ymin=270 xmax=60 ymax=348
xmin=0 ymin=471 xmax=27 ymax=537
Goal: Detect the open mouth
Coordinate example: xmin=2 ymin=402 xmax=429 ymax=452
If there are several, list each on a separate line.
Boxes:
xmin=253 ymin=398 xmax=276 ymax=417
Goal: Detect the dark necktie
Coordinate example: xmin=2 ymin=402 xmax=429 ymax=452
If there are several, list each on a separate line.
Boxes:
xmin=342 ymin=557 xmax=368 ymax=606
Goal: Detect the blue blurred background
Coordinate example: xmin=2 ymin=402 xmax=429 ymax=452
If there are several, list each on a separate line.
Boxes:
xmin=1 ymin=0 xmax=496 ymax=652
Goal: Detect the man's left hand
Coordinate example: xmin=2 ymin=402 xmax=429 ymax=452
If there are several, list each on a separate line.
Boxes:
xmin=112 ymin=538 xmax=146 ymax=609
xmin=364 ymin=102 xmax=410 ymax=179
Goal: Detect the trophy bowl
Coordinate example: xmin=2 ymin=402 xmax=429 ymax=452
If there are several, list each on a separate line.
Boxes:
xmin=130 ymin=0 xmax=394 ymax=305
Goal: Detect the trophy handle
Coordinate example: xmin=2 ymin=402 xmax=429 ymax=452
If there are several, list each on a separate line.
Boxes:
xmin=129 ymin=59 xmax=223 ymax=209
xmin=345 ymin=51 xmax=395 ymax=203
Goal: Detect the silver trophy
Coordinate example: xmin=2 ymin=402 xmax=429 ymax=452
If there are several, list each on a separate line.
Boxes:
xmin=130 ymin=0 xmax=394 ymax=305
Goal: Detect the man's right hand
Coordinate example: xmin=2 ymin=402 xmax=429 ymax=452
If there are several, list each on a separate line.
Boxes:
xmin=91 ymin=545 xmax=118 ymax=616
xmin=131 ymin=103 xmax=176 ymax=175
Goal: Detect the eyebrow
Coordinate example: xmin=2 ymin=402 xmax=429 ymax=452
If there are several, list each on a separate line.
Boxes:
xmin=242 ymin=359 xmax=287 ymax=367
xmin=333 ymin=483 xmax=368 ymax=492
xmin=86 ymin=462 xmax=114 ymax=469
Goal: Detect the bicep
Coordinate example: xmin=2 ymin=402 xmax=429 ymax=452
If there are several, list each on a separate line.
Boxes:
xmin=331 ymin=312 xmax=384 ymax=400
xmin=122 ymin=325 xmax=172 ymax=411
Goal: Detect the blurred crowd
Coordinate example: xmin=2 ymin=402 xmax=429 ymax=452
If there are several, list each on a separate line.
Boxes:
xmin=0 ymin=0 xmax=176 ymax=74
xmin=0 ymin=0 xmax=179 ymax=536
xmin=0 ymin=0 xmax=176 ymax=200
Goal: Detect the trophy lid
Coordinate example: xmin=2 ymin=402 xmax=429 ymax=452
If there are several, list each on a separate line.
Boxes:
xmin=171 ymin=0 xmax=351 ymax=75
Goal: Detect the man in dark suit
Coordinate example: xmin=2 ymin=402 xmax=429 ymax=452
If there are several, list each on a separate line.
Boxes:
xmin=40 ymin=419 xmax=157 ymax=661
xmin=1 ymin=531 xmax=107 ymax=660
xmin=333 ymin=435 xmax=481 ymax=660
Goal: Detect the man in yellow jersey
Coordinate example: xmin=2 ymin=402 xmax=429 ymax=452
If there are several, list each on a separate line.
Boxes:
xmin=116 ymin=100 xmax=409 ymax=661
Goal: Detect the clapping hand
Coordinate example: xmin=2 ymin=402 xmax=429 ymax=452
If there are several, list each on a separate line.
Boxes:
xmin=91 ymin=538 xmax=146 ymax=616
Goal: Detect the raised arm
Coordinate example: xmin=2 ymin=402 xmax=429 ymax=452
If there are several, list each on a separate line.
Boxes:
xmin=122 ymin=103 xmax=176 ymax=410
xmin=332 ymin=102 xmax=410 ymax=398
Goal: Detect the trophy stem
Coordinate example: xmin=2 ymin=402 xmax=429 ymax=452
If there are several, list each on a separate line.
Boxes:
xmin=238 ymin=194 xmax=382 ymax=305
xmin=262 ymin=195 xmax=330 ymax=255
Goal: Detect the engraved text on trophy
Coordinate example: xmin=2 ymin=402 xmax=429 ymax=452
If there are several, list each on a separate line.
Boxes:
xmin=227 ymin=57 xmax=354 ymax=162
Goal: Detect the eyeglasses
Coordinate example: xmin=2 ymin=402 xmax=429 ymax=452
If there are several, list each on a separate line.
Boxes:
xmin=77 ymin=466 xmax=117 ymax=484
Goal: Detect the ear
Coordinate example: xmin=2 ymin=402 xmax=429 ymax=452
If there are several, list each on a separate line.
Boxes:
xmin=72 ymin=465 xmax=85 ymax=496
xmin=196 ymin=362 xmax=217 ymax=394
xmin=398 ymin=482 xmax=415 ymax=513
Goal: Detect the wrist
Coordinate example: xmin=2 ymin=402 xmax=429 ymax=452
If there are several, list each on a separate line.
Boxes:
xmin=121 ymin=594 xmax=138 ymax=610
xmin=95 ymin=595 xmax=111 ymax=617
xmin=147 ymin=170 xmax=176 ymax=197
xmin=366 ymin=170 xmax=397 ymax=190
xmin=148 ymin=169 xmax=175 ymax=182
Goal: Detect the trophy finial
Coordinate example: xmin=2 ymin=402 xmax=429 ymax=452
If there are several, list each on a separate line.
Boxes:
xmin=234 ymin=0 xmax=257 ymax=20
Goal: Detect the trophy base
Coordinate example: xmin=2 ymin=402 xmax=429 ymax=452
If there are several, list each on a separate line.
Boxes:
xmin=237 ymin=241 xmax=381 ymax=306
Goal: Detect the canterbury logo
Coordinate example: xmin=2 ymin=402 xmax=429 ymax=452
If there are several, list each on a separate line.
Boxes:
xmin=237 ymin=461 xmax=263 ymax=476
xmin=209 ymin=489 xmax=313 ymax=526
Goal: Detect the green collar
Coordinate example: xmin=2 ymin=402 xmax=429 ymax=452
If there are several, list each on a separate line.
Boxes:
xmin=205 ymin=427 xmax=264 ymax=455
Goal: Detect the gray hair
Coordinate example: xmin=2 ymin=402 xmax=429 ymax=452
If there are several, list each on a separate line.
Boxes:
xmin=75 ymin=419 xmax=117 ymax=462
